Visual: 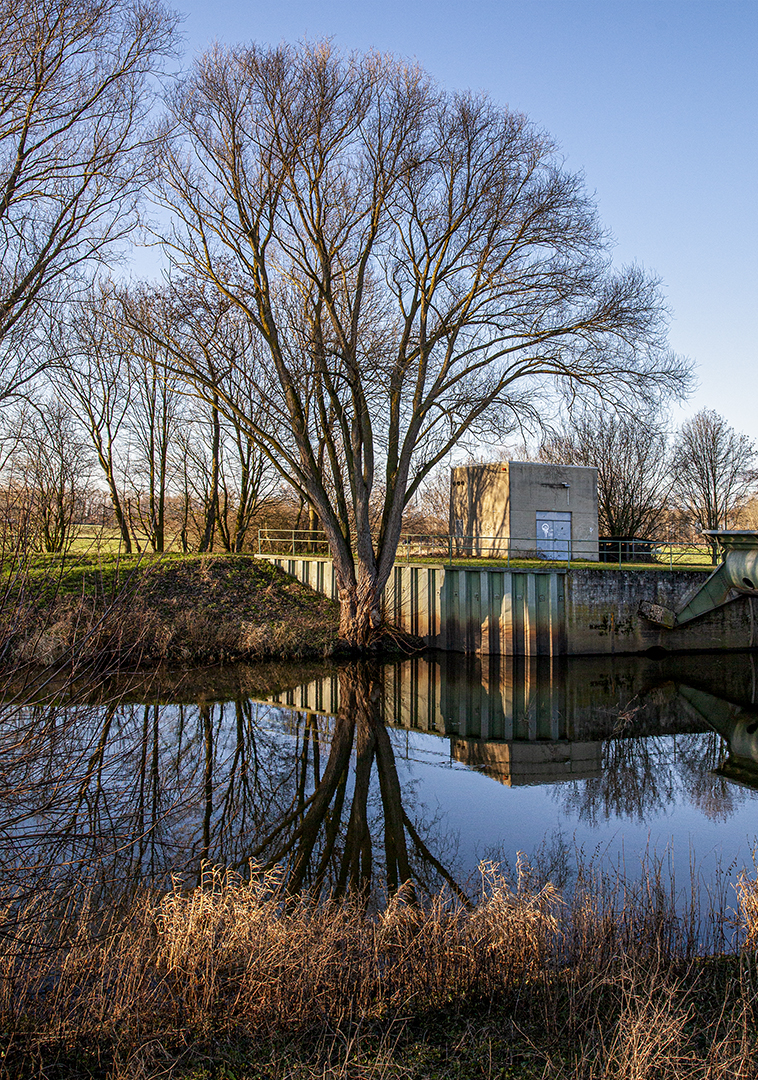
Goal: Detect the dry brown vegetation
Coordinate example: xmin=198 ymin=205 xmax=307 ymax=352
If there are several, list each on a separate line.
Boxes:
xmin=1 ymin=859 xmax=756 ymax=1078
xmin=1 ymin=554 xmax=340 ymax=670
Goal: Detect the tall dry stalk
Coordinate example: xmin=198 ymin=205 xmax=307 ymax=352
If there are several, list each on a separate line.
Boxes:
xmin=0 ymin=858 xmax=754 ymax=1077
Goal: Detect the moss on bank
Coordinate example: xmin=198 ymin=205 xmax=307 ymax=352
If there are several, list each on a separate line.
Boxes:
xmin=0 ymin=552 xmax=341 ymax=668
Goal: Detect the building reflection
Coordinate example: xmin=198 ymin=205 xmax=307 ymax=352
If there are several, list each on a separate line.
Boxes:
xmin=269 ymin=652 xmax=758 ymax=817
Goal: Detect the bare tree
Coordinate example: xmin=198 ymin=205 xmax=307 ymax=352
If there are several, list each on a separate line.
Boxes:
xmin=539 ymin=406 xmax=673 ymax=539
xmin=117 ymin=279 xmax=279 ymax=553
xmin=51 ymin=288 xmax=134 ymax=552
xmin=165 ymin=279 xmax=279 ymax=552
xmin=7 ymin=401 xmax=93 ymax=552
xmin=0 ymin=0 xmax=177 ymax=399
xmin=122 ymin=324 xmax=184 ymax=553
xmin=153 ymin=41 xmax=689 ymax=646
xmin=671 ymin=409 xmax=757 ymax=557
xmin=170 ymin=410 xmax=218 ymax=552
xmin=216 ymin=413 xmax=276 ymax=552
xmin=403 ymin=464 xmax=451 ymax=534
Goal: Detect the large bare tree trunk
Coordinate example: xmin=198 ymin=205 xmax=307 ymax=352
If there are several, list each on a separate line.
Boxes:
xmin=337 ymin=574 xmax=383 ymax=648
xmin=152 ymin=40 xmax=689 ymax=654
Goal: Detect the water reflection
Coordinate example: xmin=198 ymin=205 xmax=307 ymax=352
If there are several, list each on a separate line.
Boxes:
xmin=271 ymin=654 xmax=758 ymax=831
xmin=0 ymin=652 xmax=756 ymax=909
xmin=245 ymin=664 xmax=456 ymax=902
xmin=0 ymin=665 xmax=464 ymax=908
xmin=678 ymin=683 xmax=758 ymax=792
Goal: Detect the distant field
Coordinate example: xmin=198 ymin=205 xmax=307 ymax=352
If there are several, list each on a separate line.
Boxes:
xmin=65 ymin=524 xmax=185 ymax=556
xmin=48 ymin=527 xmax=721 ymax=573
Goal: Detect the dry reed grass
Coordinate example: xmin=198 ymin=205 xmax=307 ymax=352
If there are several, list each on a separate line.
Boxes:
xmin=2 ymin=553 xmax=340 ymax=671
xmin=0 ymin=858 xmax=755 ymax=1078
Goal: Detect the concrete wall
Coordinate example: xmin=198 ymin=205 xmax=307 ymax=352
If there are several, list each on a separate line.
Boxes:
xmin=564 ymin=568 xmax=758 ymax=654
xmin=450 ymin=463 xmax=510 ymax=554
xmin=508 ymin=461 xmax=598 ymax=561
xmin=450 ymin=460 xmax=599 ymax=560
xmin=258 ymin=555 xmax=758 ymax=656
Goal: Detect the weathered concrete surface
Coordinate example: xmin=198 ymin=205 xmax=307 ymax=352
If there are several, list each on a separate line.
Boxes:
xmin=565 ymin=568 xmax=758 ymax=654
xmin=508 ymin=461 xmax=598 ymax=561
xmin=450 ymin=460 xmax=599 ymax=560
xmin=257 ymin=555 xmax=758 ymax=655
xmin=450 ymin=463 xmax=510 ymax=553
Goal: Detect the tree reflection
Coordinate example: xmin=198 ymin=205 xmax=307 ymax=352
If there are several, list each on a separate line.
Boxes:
xmin=675 ymin=730 xmax=737 ymax=823
xmin=6 ymin=656 xmax=756 ymax=914
xmin=555 ymin=696 xmax=745 ymax=827
xmin=244 ymin=664 xmax=465 ymax=903
xmin=558 ymin=733 xmax=675 ymax=826
xmin=0 ymin=662 xmax=462 ymax=911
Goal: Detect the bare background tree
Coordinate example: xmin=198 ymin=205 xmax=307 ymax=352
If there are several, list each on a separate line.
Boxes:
xmin=121 ymin=329 xmax=183 ymax=553
xmin=51 ymin=288 xmax=135 ymax=551
xmin=148 ymin=41 xmax=689 ymax=645
xmin=0 ymin=0 xmax=177 ymax=401
xmin=671 ymin=408 xmax=757 ymax=558
xmin=5 ymin=401 xmax=93 ymax=552
xmin=539 ymin=406 xmax=673 ymax=539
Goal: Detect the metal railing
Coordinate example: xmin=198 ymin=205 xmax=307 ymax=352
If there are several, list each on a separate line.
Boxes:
xmin=257 ymin=530 xmax=720 ymax=571
xmin=257 ymin=529 xmax=331 ymax=556
xmin=393 ymin=535 xmax=718 ymax=569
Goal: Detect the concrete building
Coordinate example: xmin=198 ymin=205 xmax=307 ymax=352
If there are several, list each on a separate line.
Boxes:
xmin=449 ymin=460 xmax=599 ymax=560
xmin=450 ymin=737 xmax=603 ymax=786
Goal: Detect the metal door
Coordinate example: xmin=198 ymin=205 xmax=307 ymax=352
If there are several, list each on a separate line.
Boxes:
xmin=536 ymin=511 xmax=571 ymax=559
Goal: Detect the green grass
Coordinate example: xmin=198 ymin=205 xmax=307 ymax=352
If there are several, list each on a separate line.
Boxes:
xmin=2 ymin=549 xmax=182 ymax=603
xmin=0 ymin=551 xmax=341 ymax=667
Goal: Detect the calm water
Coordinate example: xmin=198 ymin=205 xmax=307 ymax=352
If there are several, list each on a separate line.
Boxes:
xmin=2 ymin=651 xmax=757 ymax=906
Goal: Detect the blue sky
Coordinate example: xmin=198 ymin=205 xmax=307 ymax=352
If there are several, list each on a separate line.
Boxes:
xmin=174 ymin=0 xmax=758 ymax=440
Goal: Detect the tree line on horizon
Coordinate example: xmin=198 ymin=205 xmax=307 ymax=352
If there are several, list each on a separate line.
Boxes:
xmin=1 ymin=0 xmax=754 ymax=641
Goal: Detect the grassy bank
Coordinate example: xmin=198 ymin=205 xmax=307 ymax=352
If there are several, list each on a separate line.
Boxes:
xmin=1 ymin=861 xmax=756 ymax=1078
xmin=0 ymin=552 xmax=341 ymax=669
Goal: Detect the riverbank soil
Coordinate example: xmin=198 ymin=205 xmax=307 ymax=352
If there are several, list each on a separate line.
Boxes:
xmin=0 ymin=552 xmax=341 ymax=668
